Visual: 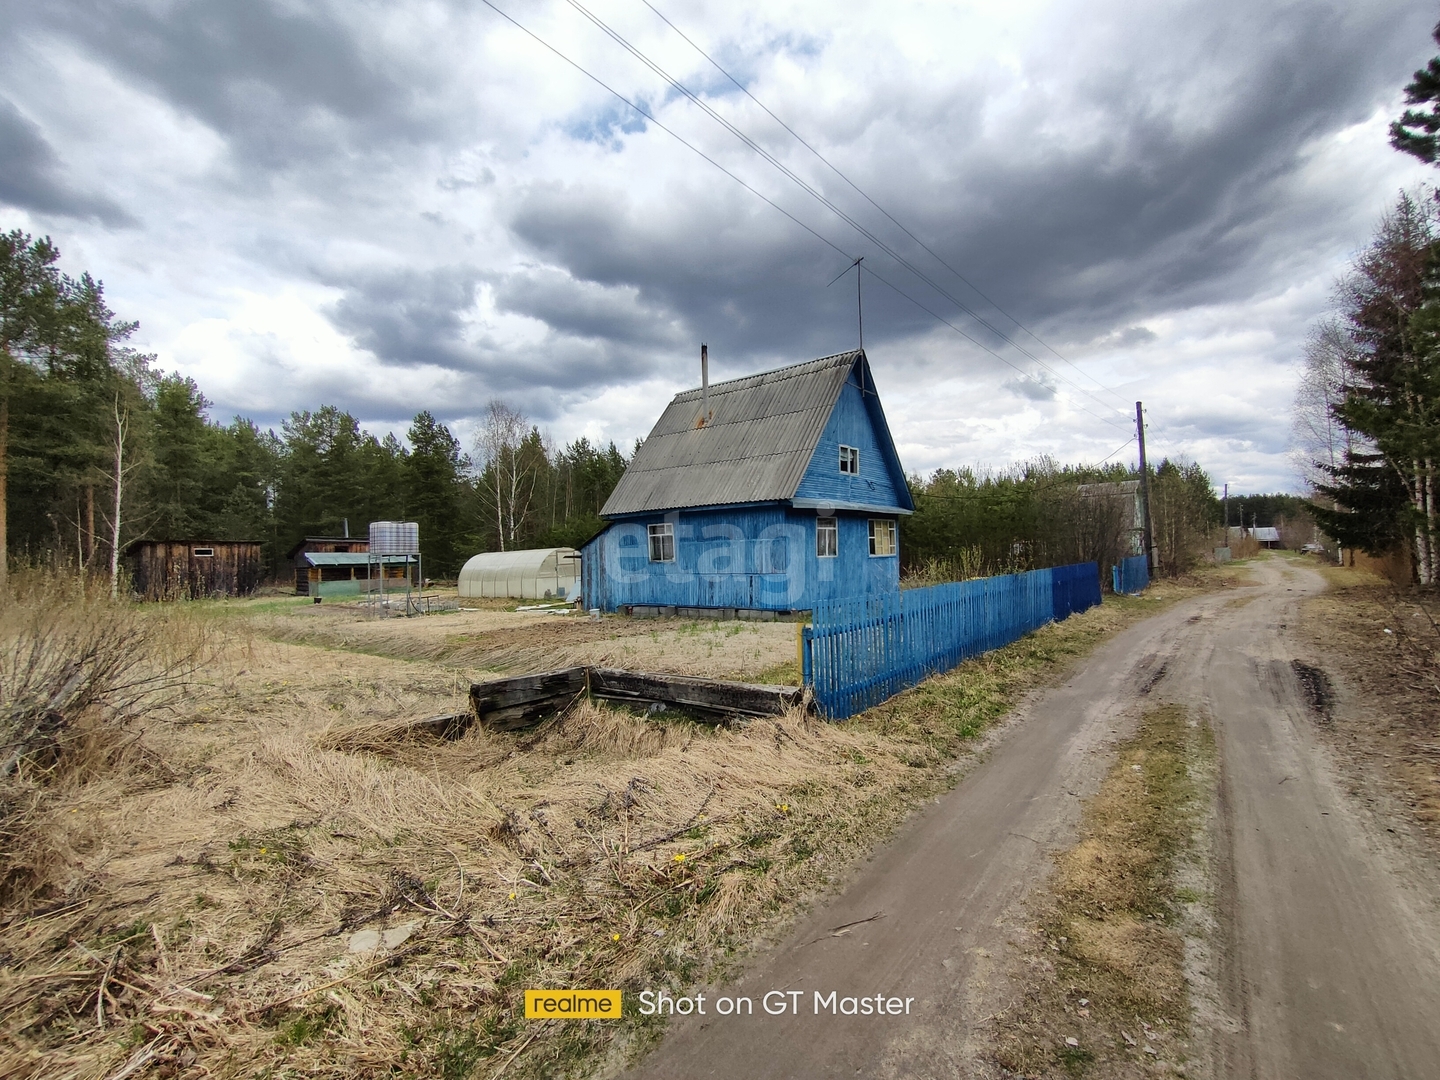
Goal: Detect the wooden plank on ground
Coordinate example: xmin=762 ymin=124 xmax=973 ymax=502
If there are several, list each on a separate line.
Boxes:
xmin=470 ymin=667 xmax=588 ymax=732
xmin=467 ymin=667 xmax=805 ymax=731
xmin=588 ymin=668 xmax=803 ymax=719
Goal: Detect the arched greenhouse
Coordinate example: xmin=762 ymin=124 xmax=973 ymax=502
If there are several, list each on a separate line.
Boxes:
xmin=457 ymin=547 xmax=581 ymax=600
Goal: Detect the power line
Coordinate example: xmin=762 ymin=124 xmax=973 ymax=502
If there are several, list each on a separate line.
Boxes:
xmin=1096 ymin=435 xmax=1137 ymax=466
xmin=561 ymin=0 xmax=1131 ymax=424
xmin=638 ymin=0 xmax=1133 ymax=410
xmin=476 ymin=0 xmax=1129 ymax=433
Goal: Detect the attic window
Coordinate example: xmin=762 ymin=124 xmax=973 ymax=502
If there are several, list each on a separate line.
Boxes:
xmin=839 ymin=445 xmax=859 ymax=474
xmin=192 ymin=547 xmax=215 ymax=557
xmin=647 ymin=522 xmax=675 ymax=563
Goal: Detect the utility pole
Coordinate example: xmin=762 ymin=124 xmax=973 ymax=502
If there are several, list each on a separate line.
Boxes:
xmin=1136 ymin=401 xmax=1155 ymax=574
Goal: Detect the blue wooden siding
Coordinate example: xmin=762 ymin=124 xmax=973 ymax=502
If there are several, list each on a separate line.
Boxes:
xmin=793 ymin=378 xmax=906 ymax=510
xmin=581 ymin=506 xmax=899 ymax=612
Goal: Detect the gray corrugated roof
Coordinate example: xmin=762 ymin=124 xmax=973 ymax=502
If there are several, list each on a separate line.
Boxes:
xmin=303 ymin=552 xmax=410 ymax=567
xmin=601 ymin=351 xmax=862 ymax=517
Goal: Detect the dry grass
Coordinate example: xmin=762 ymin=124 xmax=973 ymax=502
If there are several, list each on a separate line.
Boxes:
xmin=0 ymin=572 xmax=1229 ymax=1080
xmin=240 ymin=605 xmax=799 ymax=682
xmin=992 ymin=705 xmax=1214 ymax=1079
xmin=1295 ymin=560 xmax=1440 ymax=854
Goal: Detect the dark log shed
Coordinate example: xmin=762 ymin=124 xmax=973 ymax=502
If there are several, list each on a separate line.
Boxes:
xmin=124 ymin=540 xmax=264 ymax=601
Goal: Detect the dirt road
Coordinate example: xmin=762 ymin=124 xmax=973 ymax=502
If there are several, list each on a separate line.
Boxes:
xmin=622 ymin=558 xmax=1440 ymax=1079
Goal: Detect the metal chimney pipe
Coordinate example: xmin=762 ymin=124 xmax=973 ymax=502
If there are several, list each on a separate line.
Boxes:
xmin=701 ymin=343 xmax=709 ymax=422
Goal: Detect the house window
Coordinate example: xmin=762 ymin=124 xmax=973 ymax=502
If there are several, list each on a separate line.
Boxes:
xmin=192 ymin=547 xmax=214 ymax=557
xmin=839 ymin=445 xmax=859 ymax=474
xmin=816 ymin=517 xmax=837 ymax=558
xmin=647 ymin=522 xmax=675 ymax=562
xmin=868 ymin=519 xmax=896 ymax=557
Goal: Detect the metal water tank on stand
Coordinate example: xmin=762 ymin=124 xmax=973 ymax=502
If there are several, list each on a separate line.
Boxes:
xmin=368 ymin=521 xmax=421 ymax=613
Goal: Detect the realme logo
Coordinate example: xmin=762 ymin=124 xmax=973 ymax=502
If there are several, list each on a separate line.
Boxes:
xmin=524 ymin=989 xmax=622 ymax=1019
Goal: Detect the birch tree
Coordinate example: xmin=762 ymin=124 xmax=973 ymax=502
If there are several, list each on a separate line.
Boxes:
xmin=476 ymin=400 xmax=536 ymax=551
xmin=1291 ymin=318 xmax=1355 ymax=492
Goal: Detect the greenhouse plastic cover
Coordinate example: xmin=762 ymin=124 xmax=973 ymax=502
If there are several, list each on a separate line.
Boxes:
xmin=458 ymin=547 xmax=580 ymax=600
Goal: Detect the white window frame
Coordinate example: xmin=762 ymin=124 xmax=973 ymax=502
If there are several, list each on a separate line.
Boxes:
xmin=839 ymin=445 xmax=859 ymax=474
xmin=192 ymin=547 xmax=215 ymax=557
xmin=816 ymin=517 xmax=838 ymax=558
xmin=867 ymin=519 xmax=896 ymax=557
xmin=647 ymin=522 xmax=675 ymax=563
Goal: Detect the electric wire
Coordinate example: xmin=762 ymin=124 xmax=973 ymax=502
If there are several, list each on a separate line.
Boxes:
xmin=639 ymin=0 xmax=1126 ymax=406
xmin=1095 ymin=434 xmax=1138 ymax=466
xmin=561 ymin=0 xmax=1131 ymax=424
xmin=476 ymin=0 xmax=1129 ymax=433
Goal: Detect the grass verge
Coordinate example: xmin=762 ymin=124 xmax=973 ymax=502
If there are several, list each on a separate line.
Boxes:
xmin=992 ymin=704 xmax=1215 ymax=1079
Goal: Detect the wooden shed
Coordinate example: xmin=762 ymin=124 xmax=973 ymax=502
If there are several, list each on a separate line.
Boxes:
xmin=287 ymin=536 xmax=370 ymax=595
xmin=125 ymin=540 xmax=264 ymax=601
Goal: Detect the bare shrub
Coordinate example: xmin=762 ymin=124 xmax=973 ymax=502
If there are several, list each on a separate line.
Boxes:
xmin=0 ymin=570 xmax=204 ymax=901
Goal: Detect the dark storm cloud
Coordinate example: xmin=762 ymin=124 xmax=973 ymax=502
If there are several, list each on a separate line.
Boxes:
xmin=0 ymin=97 xmax=132 ymax=224
xmin=327 ymin=266 xmax=485 ymax=372
xmin=323 ymin=264 xmax=663 ymax=403
xmin=503 ymin=0 xmax=1431 ymax=370
xmin=1003 ymin=372 xmax=1058 ymax=402
xmin=28 ymin=0 xmax=440 ymax=173
xmin=491 ymin=267 xmax=682 ymax=347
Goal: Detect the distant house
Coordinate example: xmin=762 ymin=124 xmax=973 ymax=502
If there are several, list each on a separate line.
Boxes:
xmin=581 ymin=349 xmax=913 ymax=615
xmin=1076 ymin=479 xmax=1145 ymax=556
xmin=126 ymin=540 xmax=263 ymax=601
xmin=287 ymin=536 xmax=367 ymax=595
xmin=286 ymin=536 xmax=413 ymax=597
xmin=1228 ymin=525 xmax=1283 ymax=549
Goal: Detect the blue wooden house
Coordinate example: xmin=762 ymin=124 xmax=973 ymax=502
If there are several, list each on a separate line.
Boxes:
xmin=580 ymin=349 xmax=913 ymax=615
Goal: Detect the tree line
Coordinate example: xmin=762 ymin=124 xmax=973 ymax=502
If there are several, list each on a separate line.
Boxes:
xmin=902 ymin=456 xmax=1223 ymax=581
xmin=1293 ymin=23 xmax=1440 ymax=584
xmin=0 ymin=229 xmax=631 ymax=583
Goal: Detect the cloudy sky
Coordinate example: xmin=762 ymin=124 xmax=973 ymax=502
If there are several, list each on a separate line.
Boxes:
xmin=1 ymin=0 xmax=1434 ymax=493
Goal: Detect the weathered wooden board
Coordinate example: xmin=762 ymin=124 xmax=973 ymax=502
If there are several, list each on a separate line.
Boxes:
xmin=589 ymin=668 xmax=804 ymax=719
xmin=470 ymin=668 xmax=588 ymax=732
xmin=468 ymin=666 xmax=804 ymax=732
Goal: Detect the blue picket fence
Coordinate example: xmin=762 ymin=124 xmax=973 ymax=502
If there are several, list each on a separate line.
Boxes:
xmin=1052 ymin=560 xmax=1103 ymax=621
xmin=803 ymin=562 xmax=1102 ymax=720
xmin=1111 ymin=554 xmax=1150 ymax=595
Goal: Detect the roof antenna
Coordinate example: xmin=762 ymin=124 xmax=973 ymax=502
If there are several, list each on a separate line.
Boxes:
xmin=827 ymin=256 xmax=864 ymax=352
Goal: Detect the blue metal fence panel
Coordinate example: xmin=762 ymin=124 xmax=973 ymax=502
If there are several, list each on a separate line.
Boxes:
xmin=1051 ymin=561 xmax=1101 ymax=621
xmin=807 ymin=562 xmax=1102 ymax=720
xmin=1111 ymin=554 xmax=1150 ymax=595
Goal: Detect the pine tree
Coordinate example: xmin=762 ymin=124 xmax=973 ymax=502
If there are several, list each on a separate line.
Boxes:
xmin=1392 ymin=23 xmax=1440 ymax=164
